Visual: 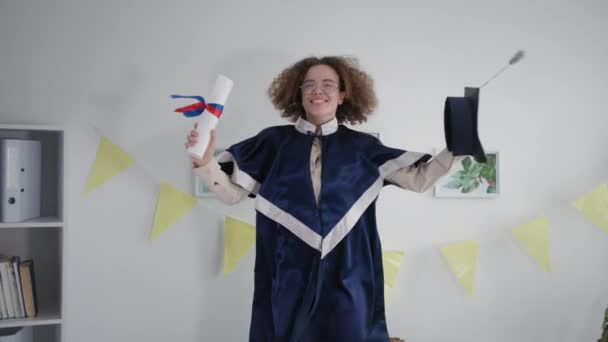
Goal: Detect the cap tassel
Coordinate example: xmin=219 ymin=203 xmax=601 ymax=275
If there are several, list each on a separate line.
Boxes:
xmin=480 ymin=50 xmax=526 ymax=88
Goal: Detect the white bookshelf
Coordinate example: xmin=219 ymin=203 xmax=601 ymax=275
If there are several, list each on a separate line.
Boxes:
xmin=0 ymin=124 xmax=64 ymax=342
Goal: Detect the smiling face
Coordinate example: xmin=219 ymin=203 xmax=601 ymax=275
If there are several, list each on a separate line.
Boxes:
xmin=300 ymin=64 xmax=346 ymax=125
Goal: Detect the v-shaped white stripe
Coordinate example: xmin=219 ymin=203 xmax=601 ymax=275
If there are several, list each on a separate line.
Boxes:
xmin=217 ymin=150 xmax=427 ymax=259
xmin=256 ymin=196 xmax=323 ymax=251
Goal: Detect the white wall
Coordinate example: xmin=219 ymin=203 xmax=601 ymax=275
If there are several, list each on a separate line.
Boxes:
xmin=2 ymin=0 xmax=608 ymax=341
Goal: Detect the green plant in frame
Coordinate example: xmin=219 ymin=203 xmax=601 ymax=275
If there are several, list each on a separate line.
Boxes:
xmin=600 ymin=305 xmax=608 ymax=342
xmin=480 ymin=154 xmax=497 ymax=193
xmin=443 ymin=154 xmax=497 ymax=194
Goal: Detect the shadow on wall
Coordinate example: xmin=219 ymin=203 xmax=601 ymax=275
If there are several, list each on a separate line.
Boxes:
xmin=89 ymin=63 xmax=146 ymax=118
xmin=208 ymin=48 xmax=299 ymax=139
xmin=80 ymin=48 xmax=295 ymax=194
xmin=132 ymin=48 xmax=296 ymax=188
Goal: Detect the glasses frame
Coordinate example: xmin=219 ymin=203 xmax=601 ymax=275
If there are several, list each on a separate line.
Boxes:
xmin=299 ymin=80 xmax=341 ymax=95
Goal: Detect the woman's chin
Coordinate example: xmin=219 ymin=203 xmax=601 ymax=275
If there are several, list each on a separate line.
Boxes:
xmin=306 ymin=111 xmax=335 ymax=120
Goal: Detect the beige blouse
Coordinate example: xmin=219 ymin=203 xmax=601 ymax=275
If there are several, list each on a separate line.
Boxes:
xmin=194 ymin=117 xmax=457 ymax=205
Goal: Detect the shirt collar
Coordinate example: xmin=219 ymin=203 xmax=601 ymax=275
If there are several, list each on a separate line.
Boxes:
xmin=294 ymin=117 xmax=339 ymax=136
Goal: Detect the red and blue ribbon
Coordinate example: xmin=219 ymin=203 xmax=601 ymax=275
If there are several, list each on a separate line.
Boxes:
xmin=170 ymin=94 xmax=224 ymax=118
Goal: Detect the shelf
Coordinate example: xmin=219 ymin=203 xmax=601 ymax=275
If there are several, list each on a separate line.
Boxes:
xmin=0 ymin=217 xmax=64 ymax=229
xmin=0 ymin=124 xmax=63 ymax=132
xmin=1 ymin=123 xmax=65 ymax=341
xmin=0 ymin=312 xmax=61 ymax=328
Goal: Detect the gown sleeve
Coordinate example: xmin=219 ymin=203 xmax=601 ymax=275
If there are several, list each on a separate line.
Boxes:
xmin=214 ymin=126 xmax=281 ymax=197
xmin=384 ymin=148 xmax=458 ymax=192
xmin=193 ymin=158 xmax=251 ymax=204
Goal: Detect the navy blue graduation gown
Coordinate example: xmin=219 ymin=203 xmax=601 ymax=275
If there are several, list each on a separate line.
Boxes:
xmin=218 ymin=124 xmax=430 ymax=342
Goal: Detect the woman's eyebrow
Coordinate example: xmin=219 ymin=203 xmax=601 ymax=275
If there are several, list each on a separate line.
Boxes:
xmin=302 ymin=79 xmax=338 ymax=83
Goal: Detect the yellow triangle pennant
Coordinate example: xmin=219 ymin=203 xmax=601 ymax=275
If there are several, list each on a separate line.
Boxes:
xmin=149 ymin=183 xmax=197 ymax=240
xmin=440 ymin=241 xmax=479 ymax=295
xmin=382 ymin=250 xmax=405 ymax=304
xmin=224 ymin=216 xmax=256 ymax=275
xmin=512 ymin=216 xmax=551 ymax=272
xmin=84 ymin=137 xmax=134 ymax=193
xmin=573 ymin=184 xmax=608 ymax=233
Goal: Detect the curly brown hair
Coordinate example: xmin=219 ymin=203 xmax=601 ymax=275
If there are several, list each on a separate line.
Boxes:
xmin=267 ymin=56 xmax=377 ymax=125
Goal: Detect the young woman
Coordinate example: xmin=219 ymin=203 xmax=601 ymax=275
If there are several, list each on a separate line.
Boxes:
xmin=188 ymin=56 xmax=456 ymax=342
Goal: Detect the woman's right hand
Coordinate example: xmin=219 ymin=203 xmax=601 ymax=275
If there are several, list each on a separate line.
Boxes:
xmin=186 ymin=123 xmax=217 ymax=168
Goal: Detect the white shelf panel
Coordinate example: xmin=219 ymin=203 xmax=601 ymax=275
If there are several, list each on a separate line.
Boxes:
xmin=0 ymin=217 xmax=64 ymax=229
xmin=0 ymin=312 xmax=61 ymax=328
xmin=0 ymin=124 xmax=63 ymax=132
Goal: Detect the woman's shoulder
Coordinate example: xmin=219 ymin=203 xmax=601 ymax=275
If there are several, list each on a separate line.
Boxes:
xmin=338 ymin=125 xmax=380 ymax=145
xmin=258 ymin=124 xmax=293 ymax=135
xmin=237 ymin=124 xmax=294 ymax=147
xmin=256 ymin=124 xmax=294 ymax=140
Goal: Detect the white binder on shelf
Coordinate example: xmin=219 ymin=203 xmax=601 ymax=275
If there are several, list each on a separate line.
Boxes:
xmin=0 ymin=139 xmax=41 ymax=223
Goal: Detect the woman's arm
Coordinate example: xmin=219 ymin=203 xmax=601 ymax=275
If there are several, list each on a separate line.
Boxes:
xmin=386 ymin=148 xmax=458 ymax=193
xmin=187 ymin=126 xmax=250 ymax=204
xmin=193 ymin=157 xmax=250 ymax=204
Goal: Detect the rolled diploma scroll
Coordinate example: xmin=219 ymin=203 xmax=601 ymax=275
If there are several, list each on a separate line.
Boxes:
xmin=187 ymin=74 xmax=234 ymax=159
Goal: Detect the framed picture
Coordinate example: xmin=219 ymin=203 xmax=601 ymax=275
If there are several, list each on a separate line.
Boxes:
xmin=433 ymin=151 xmax=500 ymax=198
xmin=193 ymin=147 xmax=225 ymax=197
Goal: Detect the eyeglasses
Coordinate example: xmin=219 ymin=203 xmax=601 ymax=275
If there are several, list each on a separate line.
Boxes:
xmin=299 ymin=81 xmax=340 ymax=94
